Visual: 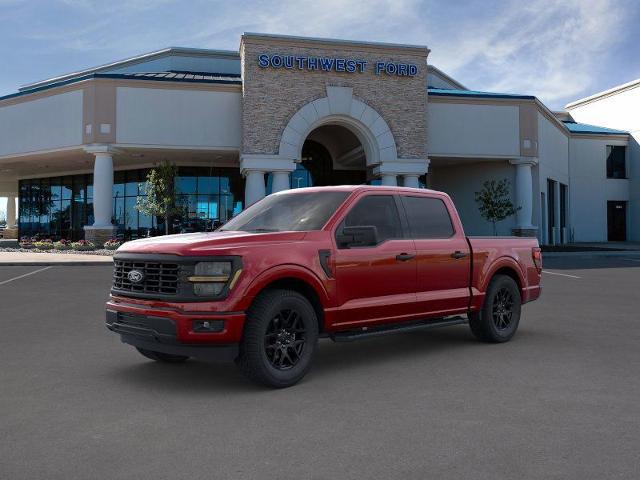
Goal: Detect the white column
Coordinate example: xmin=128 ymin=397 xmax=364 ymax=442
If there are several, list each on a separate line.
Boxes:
xmin=510 ymin=158 xmax=537 ymax=230
xmin=6 ymin=195 xmax=17 ymax=228
xmin=271 ymin=171 xmax=290 ymax=193
xmin=402 ymin=174 xmax=420 ymax=189
xmin=245 ymin=170 xmax=266 ymax=206
xmin=92 ymin=152 xmax=115 ymax=227
xmin=381 ymin=174 xmax=397 ymax=186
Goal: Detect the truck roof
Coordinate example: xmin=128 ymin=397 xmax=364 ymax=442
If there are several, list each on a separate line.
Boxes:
xmin=273 ymin=185 xmax=444 ymax=195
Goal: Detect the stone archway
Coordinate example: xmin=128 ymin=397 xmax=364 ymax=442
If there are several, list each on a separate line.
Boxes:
xmin=278 ymin=86 xmax=398 ymax=167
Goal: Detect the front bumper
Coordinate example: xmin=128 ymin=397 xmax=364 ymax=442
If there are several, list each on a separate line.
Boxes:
xmin=106 ymin=297 xmax=245 ymax=362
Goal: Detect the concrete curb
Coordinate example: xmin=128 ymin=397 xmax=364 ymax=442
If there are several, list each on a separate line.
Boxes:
xmin=542 ymin=251 xmax=640 ymax=258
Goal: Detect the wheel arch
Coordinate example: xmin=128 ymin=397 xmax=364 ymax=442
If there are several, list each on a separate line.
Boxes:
xmin=240 ymin=265 xmax=330 ymax=332
xmin=484 ymin=258 xmax=526 ymax=299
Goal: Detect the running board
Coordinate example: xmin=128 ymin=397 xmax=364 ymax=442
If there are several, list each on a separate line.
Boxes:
xmin=329 ymin=316 xmax=468 ymax=342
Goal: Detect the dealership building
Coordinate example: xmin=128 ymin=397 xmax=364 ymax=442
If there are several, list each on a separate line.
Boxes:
xmin=0 ymin=33 xmax=637 ymax=244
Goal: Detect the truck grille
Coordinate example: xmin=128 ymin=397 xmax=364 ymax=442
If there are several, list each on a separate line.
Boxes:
xmin=113 ymin=260 xmax=180 ymax=295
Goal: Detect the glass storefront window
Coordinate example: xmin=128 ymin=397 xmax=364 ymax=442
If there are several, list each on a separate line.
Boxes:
xmin=18 ymin=166 xmax=244 ymax=240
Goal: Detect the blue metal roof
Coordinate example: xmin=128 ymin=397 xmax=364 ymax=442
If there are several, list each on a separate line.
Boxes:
xmin=562 ymin=121 xmax=628 ymax=135
xmin=0 ymin=71 xmax=242 ymax=102
xmin=428 ymin=87 xmax=535 ymax=100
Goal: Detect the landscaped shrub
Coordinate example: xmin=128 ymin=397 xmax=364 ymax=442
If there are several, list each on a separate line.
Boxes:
xmin=33 ymin=239 xmax=54 ymax=250
xmin=54 ymin=239 xmax=73 ymax=250
xmin=103 ymin=238 xmax=123 ymax=250
xmin=71 ymin=240 xmax=96 ymax=251
xmin=19 ymin=236 xmax=34 ymax=249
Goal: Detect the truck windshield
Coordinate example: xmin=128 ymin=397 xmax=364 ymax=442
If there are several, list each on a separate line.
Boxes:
xmin=219 ymin=191 xmax=349 ymax=232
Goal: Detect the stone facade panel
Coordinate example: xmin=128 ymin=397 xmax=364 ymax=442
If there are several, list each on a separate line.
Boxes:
xmin=241 ymin=36 xmax=429 ymax=160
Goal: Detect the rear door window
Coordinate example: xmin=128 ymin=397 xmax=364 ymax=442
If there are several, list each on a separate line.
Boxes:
xmin=401 ymin=196 xmax=454 ymax=239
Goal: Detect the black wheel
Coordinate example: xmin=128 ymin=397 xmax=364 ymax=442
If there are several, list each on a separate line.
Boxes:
xmin=237 ymin=289 xmax=319 ymax=388
xmin=136 ymin=347 xmax=189 ymax=363
xmin=468 ymin=275 xmax=521 ymax=343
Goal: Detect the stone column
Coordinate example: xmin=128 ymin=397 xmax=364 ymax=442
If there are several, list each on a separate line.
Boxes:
xmin=6 ymin=195 xmax=16 ymax=228
xmin=402 ymin=175 xmax=420 ymax=189
xmin=381 ymin=174 xmax=397 ymax=186
xmin=510 ymin=158 xmax=538 ymax=237
xmin=374 ymin=159 xmax=429 ymax=189
xmin=244 ymin=170 xmax=266 ymax=206
xmin=240 ymin=154 xmax=295 ymax=207
xmin=84 ymin=145 xmax=117 ymax=244
xmin=271 ymin=171 xmax=291 ymax=193
xmin=2 ymin=195 xmax=18 ymax=240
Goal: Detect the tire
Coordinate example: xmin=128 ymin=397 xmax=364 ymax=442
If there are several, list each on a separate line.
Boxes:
xmin=468 ymin=274 xmax=521 ymax=343
xmin=136 ymin=347 xmax=189 ymax=363
xmin=237 ymin=289 xmax=319 ymax=388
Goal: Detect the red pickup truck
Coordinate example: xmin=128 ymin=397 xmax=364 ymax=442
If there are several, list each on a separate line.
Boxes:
xmin=106 ymin=186 xmax=541 ymax=387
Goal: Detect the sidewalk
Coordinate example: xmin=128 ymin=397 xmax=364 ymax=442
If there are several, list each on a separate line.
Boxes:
xmin=0 ymin=251 xmax=113 ymax=266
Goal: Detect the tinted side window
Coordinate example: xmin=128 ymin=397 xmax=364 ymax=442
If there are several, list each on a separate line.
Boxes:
xmin=402 ymin=196 xmax=454 ymax=238
xmin=342 ymin=195 xmax=402 ymax=243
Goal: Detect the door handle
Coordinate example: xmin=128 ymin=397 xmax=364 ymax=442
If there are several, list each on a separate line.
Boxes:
xmin=451 ymin=251 xmax=469 ymax=259
xmin=396 ymin=253 xmax=415 ymax=262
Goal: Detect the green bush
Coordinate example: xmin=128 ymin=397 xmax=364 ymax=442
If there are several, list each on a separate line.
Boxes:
xmin=33 ymin=240 xmax=54 ymax=250
xmin=54 ymin=240 xmax=73 ymax=250
xmin=71 ymin=240 xmax=96 ymax=251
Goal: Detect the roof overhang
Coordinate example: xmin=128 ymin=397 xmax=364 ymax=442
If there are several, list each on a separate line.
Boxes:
xmin=19 ymin=47 xmax=240 ymax=93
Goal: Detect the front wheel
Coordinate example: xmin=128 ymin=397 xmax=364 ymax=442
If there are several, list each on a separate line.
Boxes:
xmin=237 ymin=289 xmax=319 ymax=388
xmin=468 ymin=275 xmax=521 ymax=343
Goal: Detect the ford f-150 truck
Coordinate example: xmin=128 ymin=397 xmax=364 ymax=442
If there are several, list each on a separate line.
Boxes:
xmin=106 ymin=186 xmax=542 ymax=388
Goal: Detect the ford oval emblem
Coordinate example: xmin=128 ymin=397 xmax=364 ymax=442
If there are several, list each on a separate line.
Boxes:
xmin=127 ymin=270 xmax=145 ymax=284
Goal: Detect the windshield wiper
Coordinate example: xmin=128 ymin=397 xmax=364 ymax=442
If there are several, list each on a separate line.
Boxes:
xmin=245 ymin=228 xmax=280 ymax=233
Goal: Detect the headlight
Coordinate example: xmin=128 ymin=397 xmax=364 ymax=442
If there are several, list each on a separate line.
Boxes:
xmin=189 ymin=261 xmax=232 ymax=297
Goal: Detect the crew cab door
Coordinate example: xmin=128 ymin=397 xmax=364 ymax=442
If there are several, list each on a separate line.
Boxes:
xmin=332 ymin=194 xmax=417 ymax=327
xmin=399 ymin=194 xmax=471 ymax=316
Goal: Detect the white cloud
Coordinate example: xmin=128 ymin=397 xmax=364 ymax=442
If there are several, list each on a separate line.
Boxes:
xmin=3 ymin=0 xmax=635 ymax=109
xmin=426 ymin=0 xmax=628 ymax=107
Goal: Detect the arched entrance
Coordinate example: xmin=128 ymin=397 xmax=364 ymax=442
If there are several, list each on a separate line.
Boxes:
xmin=242 ymin=86 xmax=428 ymax=205
xmin=299 ymin=124 xmax=368 ymax=187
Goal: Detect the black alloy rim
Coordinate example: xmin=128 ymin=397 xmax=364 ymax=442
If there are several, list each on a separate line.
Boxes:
xmin=492 ymin=287 xmax=515 ymax=331
xmin=264 ymin=309 xmax=307 ymax=370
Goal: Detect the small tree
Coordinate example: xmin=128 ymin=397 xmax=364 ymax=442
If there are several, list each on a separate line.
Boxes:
xmin=136 ymin=161 xmax=182 ymax=235
xmin=474 ymin=179 xmax=519 ymax=235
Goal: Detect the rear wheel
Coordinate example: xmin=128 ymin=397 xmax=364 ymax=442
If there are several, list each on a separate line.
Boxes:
xmin=469 ymin=275 xmax=521 ymax=343
xmin=237 ymin=289 xmax=319 ymax=388
xmin=136 ymin=347 xmax=189 ymax=363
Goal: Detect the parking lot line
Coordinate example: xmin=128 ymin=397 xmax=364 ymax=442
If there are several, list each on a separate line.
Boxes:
xmin=542 ymin=270 xmax=581 ymax=279
xmin=0 ymin=266 xmax=52 ymax=286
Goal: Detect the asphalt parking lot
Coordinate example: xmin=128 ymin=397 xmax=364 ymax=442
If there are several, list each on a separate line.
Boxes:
xmin=1 ymin=257 xmax=639 ymax=479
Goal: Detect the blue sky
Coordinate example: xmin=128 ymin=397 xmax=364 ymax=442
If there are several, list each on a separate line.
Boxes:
xmin=1 ymin=0 xmax=639 ymax=109
xmin=1 ymin=0 xmax=640 ymax=215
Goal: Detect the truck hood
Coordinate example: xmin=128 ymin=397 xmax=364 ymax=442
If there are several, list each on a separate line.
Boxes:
xmin=116 ymin=231 xmax=307 ymax=256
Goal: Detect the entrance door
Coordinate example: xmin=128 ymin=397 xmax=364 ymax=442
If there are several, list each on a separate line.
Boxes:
xmin=547 ymin=179 xmax=556 ymax=244
xmin=607 ymin=201 xmax=627 ymax=241
xmin=332 ymin=194 xmax=417 ymax=327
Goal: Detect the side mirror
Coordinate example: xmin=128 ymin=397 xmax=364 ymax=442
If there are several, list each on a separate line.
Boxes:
xmin=337 ymin=225 xmax=378 ymax=248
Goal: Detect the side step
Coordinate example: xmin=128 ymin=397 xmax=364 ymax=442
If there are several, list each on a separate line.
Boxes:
xmin=330 ymin=316 xmax=468 ymax=342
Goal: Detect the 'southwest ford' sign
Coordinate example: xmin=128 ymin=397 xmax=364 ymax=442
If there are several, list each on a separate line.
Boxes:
xmin=257 ymin=53 xmax=418 ymax=77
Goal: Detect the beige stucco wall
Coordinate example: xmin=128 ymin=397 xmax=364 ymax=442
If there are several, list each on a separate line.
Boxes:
xmin=427 ymin=101 xmax=520 ymax=157
xmin=116 ymin=86 xmax=242 ymax=148
xmin=240 ymin=35 xmax=429 ymax=160
xmin=0 ymin=90 xmax=83 ymax=157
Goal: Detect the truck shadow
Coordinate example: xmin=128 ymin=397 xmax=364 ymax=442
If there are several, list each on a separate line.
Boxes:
xmin=107 ymin=325 xmax=527 ymax=393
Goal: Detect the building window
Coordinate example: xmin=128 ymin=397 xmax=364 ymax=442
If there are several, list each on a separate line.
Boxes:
xmin=18 ymin=166 xmax=245 ymax=240
xmin=174 ymin=166 xmax=244 ymax=234
xmin=606 ymin=145 xmax=626 ymax=179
